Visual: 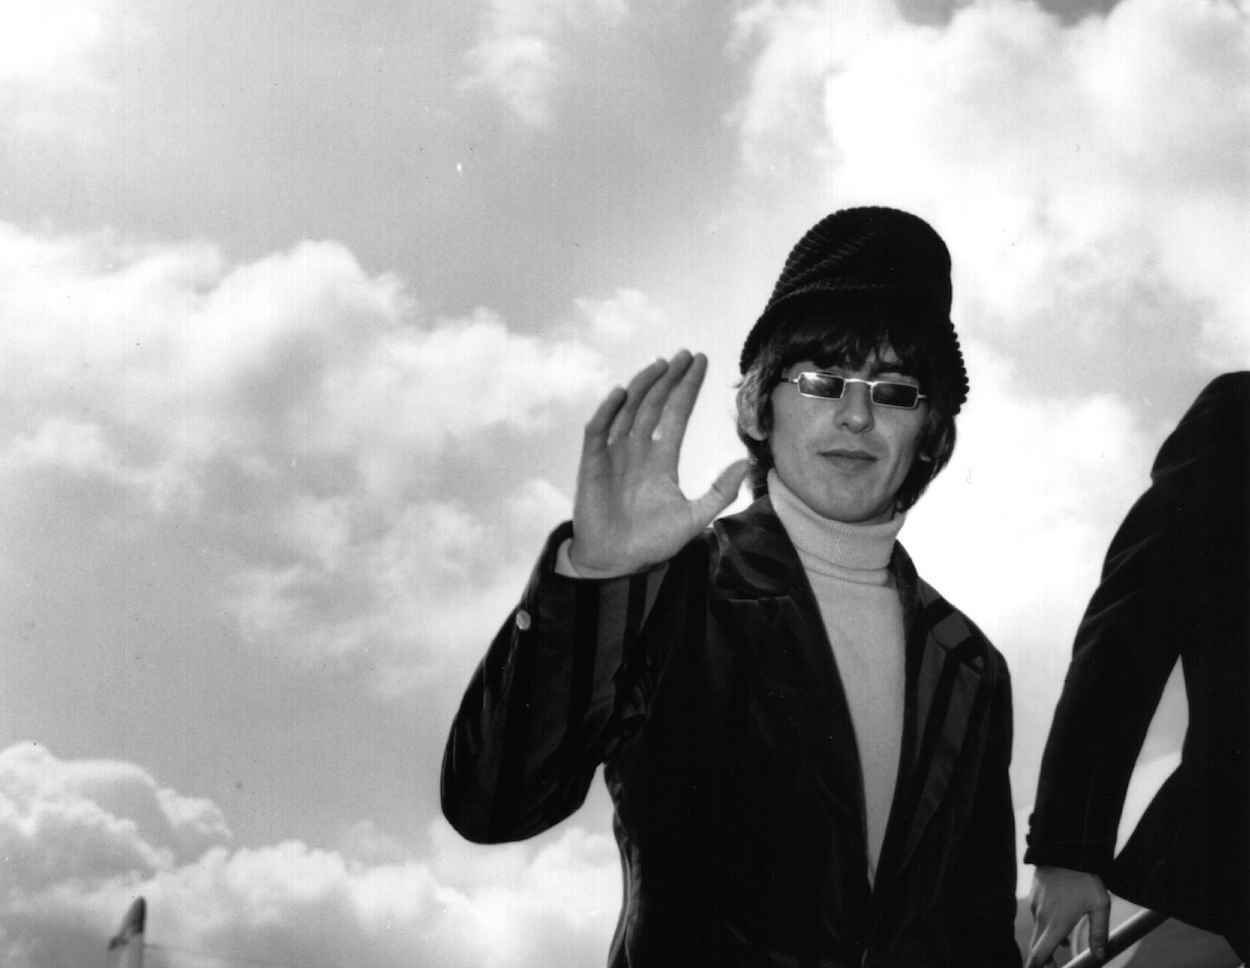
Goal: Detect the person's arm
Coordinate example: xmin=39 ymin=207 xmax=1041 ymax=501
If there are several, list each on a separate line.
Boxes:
xmin=1023 ymin=492 xmax=1189 ymax=965
xmin=1027 ymin=374 xmax=1250 ymax=966
xmin=944 ymin=664 xmax=1023 ymax=967
xmin=440 ymin=350 xmax=748 ymax=843
xmin=440 ymin=525 xmax=674 ymax=842
xmin=1025 ymin=494 xmax=1186 ymax=865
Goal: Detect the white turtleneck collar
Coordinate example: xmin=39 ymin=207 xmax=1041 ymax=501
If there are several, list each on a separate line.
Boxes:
xmin=766 ymin=469 xmax=904 ymax=585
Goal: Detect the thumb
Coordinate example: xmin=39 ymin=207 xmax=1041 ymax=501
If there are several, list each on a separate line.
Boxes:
xmin=689 ymin=459 xmax=751 ymax=527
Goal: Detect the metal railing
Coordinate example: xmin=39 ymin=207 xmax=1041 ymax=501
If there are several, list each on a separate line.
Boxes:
xmin=1061 ymin=909 xmax=1169 ymax=967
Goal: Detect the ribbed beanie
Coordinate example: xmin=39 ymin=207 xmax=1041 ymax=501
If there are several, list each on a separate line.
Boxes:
xmin=739 ymin=207 xmax=968 ymax=413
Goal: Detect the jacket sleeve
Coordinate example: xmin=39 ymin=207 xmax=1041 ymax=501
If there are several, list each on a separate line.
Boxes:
xmin=1026 ymin=373 xmax=1250 ymax=875
xmin=944 ymin=661 xmax=1024 ymax=967
xmin=440 ymin=522 xmax=672 ymax=843
xmin=1024 ymin=490 xmax=1186 ymax=876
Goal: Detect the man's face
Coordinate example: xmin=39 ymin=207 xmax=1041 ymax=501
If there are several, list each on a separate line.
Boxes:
xmin=751 ymin=345 xmax=929 ymax=524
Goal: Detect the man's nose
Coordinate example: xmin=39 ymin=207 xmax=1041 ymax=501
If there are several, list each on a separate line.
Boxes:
xmin=835 ymin=382 xmax=875 ymax=432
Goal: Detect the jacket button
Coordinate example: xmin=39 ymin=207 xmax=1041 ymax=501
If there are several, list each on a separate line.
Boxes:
xmin=515 ymin=609 xmax=532 ymax=631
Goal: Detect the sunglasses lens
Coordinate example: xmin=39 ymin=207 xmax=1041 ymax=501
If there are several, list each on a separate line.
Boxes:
xmin=798 ymin=373 xmax=845 ymax=399
xmin=871 ymin=382 xmax=920 ymax=408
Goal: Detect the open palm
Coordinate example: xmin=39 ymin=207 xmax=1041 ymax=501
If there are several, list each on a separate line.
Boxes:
xmin=568 ymin=350 xmax=750 ymax=578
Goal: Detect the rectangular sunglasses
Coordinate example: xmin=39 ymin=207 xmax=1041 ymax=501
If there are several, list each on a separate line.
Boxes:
xmin=784 ymin=372 xmax=928 ymax=410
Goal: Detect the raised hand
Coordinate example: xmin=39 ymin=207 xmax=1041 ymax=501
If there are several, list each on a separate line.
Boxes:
xmin=568 ymin=350 xmax=750 ymax=578
xmin=1025 ymin=866 xmax=1110 ymax=968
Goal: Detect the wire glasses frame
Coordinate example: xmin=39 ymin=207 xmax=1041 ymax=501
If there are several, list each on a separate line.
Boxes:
xmin=783 ymin=371 xmax=929 ymax=410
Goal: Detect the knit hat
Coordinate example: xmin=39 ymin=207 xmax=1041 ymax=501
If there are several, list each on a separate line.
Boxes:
xmin=739 ymin=206 xmax=969 ymax=413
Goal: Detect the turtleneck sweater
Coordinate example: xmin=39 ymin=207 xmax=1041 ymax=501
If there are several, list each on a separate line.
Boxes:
xmin=768 ymin=470 xmax=906 ymax=886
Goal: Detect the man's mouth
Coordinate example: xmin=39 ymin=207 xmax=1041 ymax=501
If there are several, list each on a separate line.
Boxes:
xmin=822 ymin=448 xmax=876 ymax=461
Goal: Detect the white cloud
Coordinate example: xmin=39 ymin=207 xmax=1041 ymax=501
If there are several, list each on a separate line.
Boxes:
xmin=0 ymin=0 xmax=113 ymax=82
xmin=0 ymin=225 xmax=603 ymax=462
xmin=0 ymin=227 xmax=604 ymax=483
xmin=462 ymin=0 xmax=629 ymax=126
xmin=0 ymin=223 xmax=612 ymax=693
xmin=729 ymin=0 xmax=1250 ymax=370
xmin=572 ymin=287 xmax=667 ymax=344
xmin=5 ymin=417 xmax=138 ymax=486
xmin=425 ymin=821 xmax=619 ymax=968
xmin=0 ymin=743 xmax=230 ymax=896
xmin=0 ymin=0 xmax=151 ymax=164
xmin=728 ymin=0 xmax=903 ymax=175
xmin=225 ymin=480 xmax=572 ymax=694
xmin=0 ymin=744 xmax=618 ymax=968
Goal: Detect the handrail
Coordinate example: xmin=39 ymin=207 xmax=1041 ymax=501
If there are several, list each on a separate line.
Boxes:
xmin=1061 ymin=909 xmax=1169 ymax=967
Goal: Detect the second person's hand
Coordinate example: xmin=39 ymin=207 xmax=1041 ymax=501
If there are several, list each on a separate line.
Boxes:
xmin=1025 ymin=867 xmax=1110 ymax=967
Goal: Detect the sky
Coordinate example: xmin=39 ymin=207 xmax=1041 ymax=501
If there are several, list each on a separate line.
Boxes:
xmin=0 ymin=0 xmax=1246 ymax=965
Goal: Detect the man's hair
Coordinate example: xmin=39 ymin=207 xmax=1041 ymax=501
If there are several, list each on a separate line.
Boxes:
xmin=735 ymin=294 xmax=960 ymax=512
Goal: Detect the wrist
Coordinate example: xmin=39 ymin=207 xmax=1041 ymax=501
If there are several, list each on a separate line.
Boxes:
xmin=566 ymin=540 xmax=637 ymax=579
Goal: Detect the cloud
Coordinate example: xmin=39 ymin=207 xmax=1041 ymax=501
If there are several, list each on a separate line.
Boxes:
xmin=0 ymin=0 xmax=118 ymax=83
xmin=225 ymin=479 xmax=573 ymax=694
xmin=462 ymin=0 xmax=629 ymax=126
xmin=0 ymin=743 xmax=618 ymax=968
xmin=572 ymin=287 xmax=667 ymax=344
xmin=0 ymin=0 xmax=150 ymax=172
xmin=147 ymin=826 xmax=616 ymax=968
xmin=728 ymin=0 xmax=1250 ymax=374
xmin=728 ymin=0 xmax=902 ymax=175
xmin=0 ymin=225 xmax=610 ymax=498
xmin=0 ymin=223 xmax=615 ymax=692
xmin=0 ymin=742 xmax=229 ymax=895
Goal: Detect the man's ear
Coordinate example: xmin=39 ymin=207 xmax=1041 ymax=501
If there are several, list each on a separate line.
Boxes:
xmin=736 ymin=388 xmax=769 ymax=442
xmin=742 ymin=412 xmax=768 ymax=442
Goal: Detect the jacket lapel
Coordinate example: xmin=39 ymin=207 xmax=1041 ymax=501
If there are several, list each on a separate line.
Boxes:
xmin=711 ymin=501 xmax=989 ymax=890
xmin=712 ymin=498 xmax=867 ymax=846
xmin=877 ymin=548 xmax=986 ymax=885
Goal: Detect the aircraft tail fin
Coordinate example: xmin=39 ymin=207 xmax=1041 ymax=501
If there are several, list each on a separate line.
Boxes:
xmin=107 ymin=897 xmax=145 ymax=968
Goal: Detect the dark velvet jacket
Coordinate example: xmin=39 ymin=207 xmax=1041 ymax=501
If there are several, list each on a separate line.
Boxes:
xmin=1026 ymin=372 xmax=1250 ymax=958
xmin=443 ymin=498 xmax=1021 ymax=967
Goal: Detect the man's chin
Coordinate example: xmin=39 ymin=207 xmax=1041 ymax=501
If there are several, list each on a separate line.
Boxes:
xmin=807 ymin=494 xmax=892 ymax=525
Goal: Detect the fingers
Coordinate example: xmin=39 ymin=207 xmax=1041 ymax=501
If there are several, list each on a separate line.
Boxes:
xmin=689 ymin=459 xmax=750 ymax=528
xmin=648 ymin=351 xmax=708 ymax=454
xmin=1026 ymin=905 xmax=1080 ymax=968
xmin=583 ymin=386 xmax=628 ymax=451
xmin=630 ymin=350 xmax=697 ymax=441
xmin=603 ymin=349 xmax=707 ymax=445
xmin=1072 ymin=917 xmax=1089 ymax=959
xmin=1025 ymin=925 xmax=1069 ymax=968
xmin=1027 ymin=868 xmax=1110 ymax=968
xmin=1026 ymin=909 xmax=1107 ymax=967
xmin=1088 ymin=896 xmax=1110 ymax=962
xmin=1024 ymin=919 xmax=1046 ymax=968
xmin=607 ymin=355 xmax=677 ymax=443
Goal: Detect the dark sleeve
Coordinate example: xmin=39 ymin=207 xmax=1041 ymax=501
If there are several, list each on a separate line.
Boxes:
xmin=1024 ymin=491 xmax=1186 ymax=876
xmin=440 ymin=522 xmax=672 ymax=843
xmin=945 ymin=661 xmax=1024 ymax=967
xmin=1028 ymin=372 xmax=1250 ymax=875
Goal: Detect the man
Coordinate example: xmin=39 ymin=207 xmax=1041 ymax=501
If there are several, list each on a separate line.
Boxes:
xmin=442 ymin=207 xmax=1022 ymax=966
xmin=1025 ymin=373 xmax=1250 ymax=967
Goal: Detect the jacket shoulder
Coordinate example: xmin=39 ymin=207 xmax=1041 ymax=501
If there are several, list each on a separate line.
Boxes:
xmin=910 ymin=567 xmax=1010 ymax=680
